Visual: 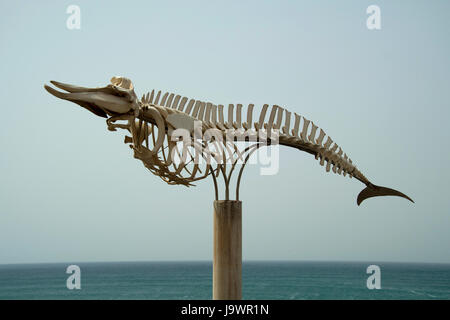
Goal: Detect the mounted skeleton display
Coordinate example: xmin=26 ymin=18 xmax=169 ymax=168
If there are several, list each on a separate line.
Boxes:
xmin=45 ymin=76 xmax=413 ymax=205
xmin=45 ymin=76 xmax=413 ymax=300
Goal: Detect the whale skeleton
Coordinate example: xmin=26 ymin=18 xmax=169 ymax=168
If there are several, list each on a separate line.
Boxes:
xmin=45 ymin=77 xmax=413 ymax=205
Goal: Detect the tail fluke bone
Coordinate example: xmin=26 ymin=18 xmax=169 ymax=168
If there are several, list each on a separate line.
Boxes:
xmin=357 ymin=184 xmax=414 ymax=206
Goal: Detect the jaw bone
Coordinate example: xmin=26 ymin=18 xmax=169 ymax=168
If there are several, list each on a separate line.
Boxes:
xmin=44 ymin=77 xmax=138 ymax=118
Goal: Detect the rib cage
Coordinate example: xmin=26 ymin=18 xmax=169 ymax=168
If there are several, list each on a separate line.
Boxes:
xmin=141 ymin=89 xmax=369 ymax=185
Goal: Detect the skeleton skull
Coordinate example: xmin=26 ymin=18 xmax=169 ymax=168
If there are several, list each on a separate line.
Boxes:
xmin=44 ymin=76 xmax=139 ymax=118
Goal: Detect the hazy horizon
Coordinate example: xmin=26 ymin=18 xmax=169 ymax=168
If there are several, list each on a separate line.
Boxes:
xmin=2 ymin=259 xmax=450 ymax=266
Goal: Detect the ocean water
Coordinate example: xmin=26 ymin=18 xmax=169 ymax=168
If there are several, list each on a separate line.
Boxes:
xmin=0 ymin=261 xmax=449 ymax=300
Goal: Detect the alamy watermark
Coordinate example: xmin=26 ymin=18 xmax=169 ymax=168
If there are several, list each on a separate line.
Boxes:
xmin=66 ymin=265 xmax=81 ymax=290
xmin=366 ymin=265 xmax=381 ymax=289
xmin=167 ymin=120 xmax=280 ymax=176
xmin=66 ymin=5 xmax=81 ymax=30
xmin=63 ymin=264 xmax=382 ymax=291
xmin=366 ymin=5 xmax=381 ymax=30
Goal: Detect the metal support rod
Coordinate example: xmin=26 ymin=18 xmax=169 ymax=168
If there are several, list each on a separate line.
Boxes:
xmin=213 ymin=200 xmax=242 ymax=300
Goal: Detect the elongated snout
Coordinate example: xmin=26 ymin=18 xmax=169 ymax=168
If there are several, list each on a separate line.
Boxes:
xmin=44 ymin=78 xmax=138 ymax=118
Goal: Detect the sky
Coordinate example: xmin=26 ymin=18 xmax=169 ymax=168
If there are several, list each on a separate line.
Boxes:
xmin=0 ymin=0 xmax=449 ymax=265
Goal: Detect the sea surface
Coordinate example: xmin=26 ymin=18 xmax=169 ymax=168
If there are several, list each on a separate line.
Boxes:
xmin=0 ymin=261 xmax=449 ymax=300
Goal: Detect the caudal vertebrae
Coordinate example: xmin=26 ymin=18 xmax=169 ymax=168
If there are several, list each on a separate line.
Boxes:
xmin=44 ymin=76 xmax=413 ymax=205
